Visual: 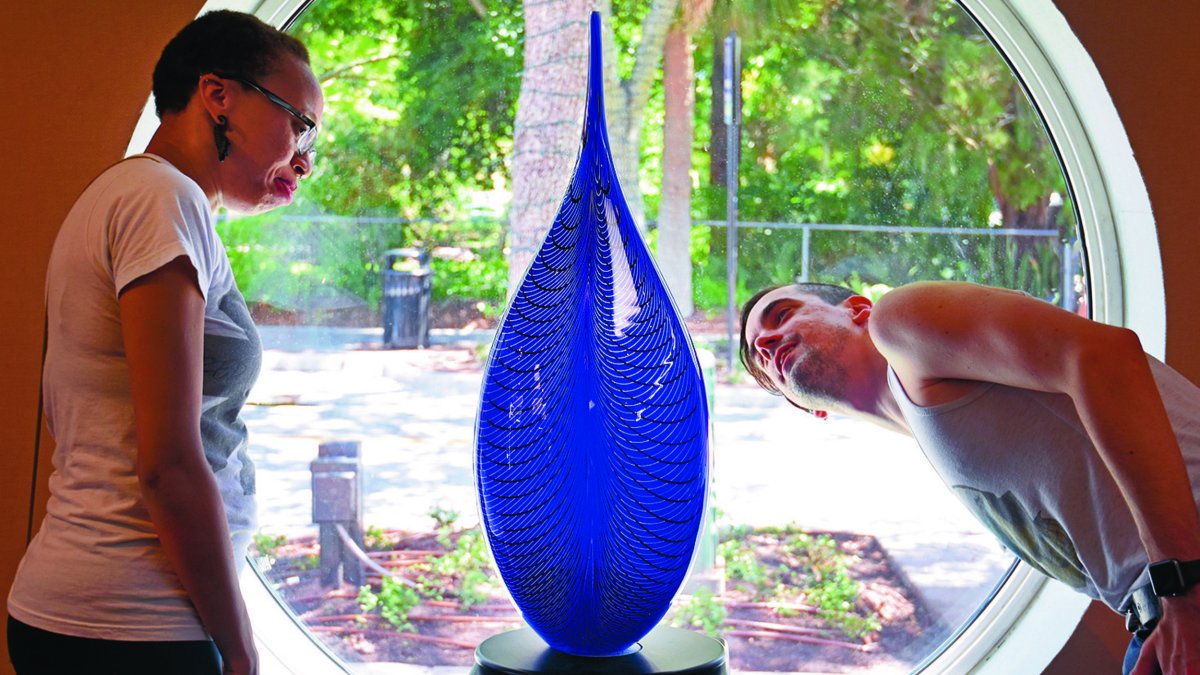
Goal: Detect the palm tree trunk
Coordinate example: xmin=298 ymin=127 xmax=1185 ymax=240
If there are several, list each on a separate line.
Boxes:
xmin=507 ymin=0 xmax=593 ymax=291
xmin=601 ymin=0 xmax=679 ymax=231
xmin=657 ymin=0 xmax=710 ymax=318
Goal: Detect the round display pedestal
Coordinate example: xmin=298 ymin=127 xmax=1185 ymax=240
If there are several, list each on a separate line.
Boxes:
xmin=473 ymin=626 xmax=727 ymax=674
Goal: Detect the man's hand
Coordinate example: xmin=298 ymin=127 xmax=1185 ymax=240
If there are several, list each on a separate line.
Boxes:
xmin=1134 ymin=589 xmax=1200 ymax=675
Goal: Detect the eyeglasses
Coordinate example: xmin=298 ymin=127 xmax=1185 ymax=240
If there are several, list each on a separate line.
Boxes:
xmin=213 ymin=72 xmax=318 ymax=157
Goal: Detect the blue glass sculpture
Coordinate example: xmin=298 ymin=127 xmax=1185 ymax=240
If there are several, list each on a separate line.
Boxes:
xmin=474 ymin=12 xmax=710 ymax=658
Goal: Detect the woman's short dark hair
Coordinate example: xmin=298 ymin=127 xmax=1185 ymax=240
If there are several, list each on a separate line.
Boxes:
xmin=738 ymin=282 xmax=856 ymax=397
xmin=152 ymin=10 xmax=310 ymax=118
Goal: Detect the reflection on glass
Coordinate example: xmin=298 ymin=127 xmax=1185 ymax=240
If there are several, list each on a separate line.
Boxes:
xmin=225 ymin=1 xmax=1083 ymax=672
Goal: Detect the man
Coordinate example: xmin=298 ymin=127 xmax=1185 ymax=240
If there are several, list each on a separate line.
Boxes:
xmin=740 ymin=280 xmax=1200 ymax=674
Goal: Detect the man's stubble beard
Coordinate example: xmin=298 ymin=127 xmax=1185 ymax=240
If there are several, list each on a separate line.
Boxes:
xmin=784 ymin=327 xmax=851 ymax=411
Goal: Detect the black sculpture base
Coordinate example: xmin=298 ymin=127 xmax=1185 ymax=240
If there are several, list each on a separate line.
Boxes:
xmin=473 ymin=626 xmax=727 ymax=674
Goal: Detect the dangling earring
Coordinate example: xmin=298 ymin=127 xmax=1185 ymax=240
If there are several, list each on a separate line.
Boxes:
xmin=213 ymin=115 xmax=230 ymax=162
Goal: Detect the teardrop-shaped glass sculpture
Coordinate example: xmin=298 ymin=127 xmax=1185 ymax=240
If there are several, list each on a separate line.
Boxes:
xmin=473 ymin=11 xmax=710 ymax=658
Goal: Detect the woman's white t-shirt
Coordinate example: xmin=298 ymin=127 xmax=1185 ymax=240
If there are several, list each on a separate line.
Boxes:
xmin=7 ymin=154 xmax=262 ymax=641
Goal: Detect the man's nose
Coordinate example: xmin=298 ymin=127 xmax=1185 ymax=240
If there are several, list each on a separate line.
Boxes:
xmin=754 ymin=332 xmax=781 ymax=363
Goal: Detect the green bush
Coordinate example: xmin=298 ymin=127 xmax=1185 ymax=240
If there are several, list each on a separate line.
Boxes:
xmin=357 ymin=576 xmax=420 ymax=632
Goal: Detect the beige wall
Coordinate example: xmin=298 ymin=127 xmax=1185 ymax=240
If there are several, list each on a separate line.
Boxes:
xmin=1043 ymin=1 xmax=1200 ymax=670
xmin=0 ymin=1 xmax=1194 ymax=673
xmin=0 ymin=2 xmax=206 ymax=669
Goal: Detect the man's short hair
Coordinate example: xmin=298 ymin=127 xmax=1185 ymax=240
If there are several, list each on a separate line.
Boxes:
xmin=738 ymin=282 xmax=856 ymax=397
xmin=152 ymin=10 xmax=310 ymax=118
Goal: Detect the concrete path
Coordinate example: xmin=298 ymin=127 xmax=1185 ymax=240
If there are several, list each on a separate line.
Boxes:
xmin=244 ymin=326 xmax=1013 ymax=669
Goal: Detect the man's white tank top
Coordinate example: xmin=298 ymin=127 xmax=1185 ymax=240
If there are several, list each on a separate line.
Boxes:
xmin=886 ymin=356 xmax=1200 ymax=612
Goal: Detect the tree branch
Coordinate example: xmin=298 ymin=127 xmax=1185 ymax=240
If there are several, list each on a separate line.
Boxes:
xmin=318 ymin=50 xmax=400 ymax=83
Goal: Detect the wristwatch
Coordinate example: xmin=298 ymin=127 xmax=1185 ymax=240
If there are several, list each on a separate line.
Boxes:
xmin=1147 ymin=559 xmax=1200 ymax=597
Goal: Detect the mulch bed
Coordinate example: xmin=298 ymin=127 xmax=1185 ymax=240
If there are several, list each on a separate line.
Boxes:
xmin=254 ymin=528 xmax=934 ymax=672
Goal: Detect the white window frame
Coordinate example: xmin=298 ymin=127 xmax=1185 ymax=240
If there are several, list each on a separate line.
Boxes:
xmin=915 ymin=0 xmax=1160 ymax=671
xmin=125 ymin=0 xmax=1156 ymax=672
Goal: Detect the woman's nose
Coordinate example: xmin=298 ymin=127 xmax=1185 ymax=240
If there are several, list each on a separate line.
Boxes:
xmin=292 ymin=151 xmax=313 ymax=179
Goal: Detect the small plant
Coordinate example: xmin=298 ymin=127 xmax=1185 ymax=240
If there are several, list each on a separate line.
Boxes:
xmin=720 ymin=526 xmax=883 ymax=641
xmin=670 ymin=588 xmax=727 ymax=638
xmin=295 ymin=554 xmax=320 ymax=572
xmin=358 ymin=576 xmax=420 ymax=632
xmin=253 ymin=531 xmax=287 ymax=557
xmin=430 ymin=527 xmax=495 ymax=608
xmin=719 ymin=538 xmax=772 ymax=599
xmin=428 ymin=505 xmax=460 ymax=546
xmin=363 ymin=524 xmax=391 ymax=551
xmin=785 ymin=530 xmax=882 ymax=640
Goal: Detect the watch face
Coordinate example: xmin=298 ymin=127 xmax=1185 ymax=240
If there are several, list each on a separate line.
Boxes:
xmin=1150 ymin=560 xmax=1186 ymax=597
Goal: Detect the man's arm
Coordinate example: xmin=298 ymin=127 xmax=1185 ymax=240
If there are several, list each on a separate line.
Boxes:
xmin=869 ymin=280 xmax=1199 ymax=671
xmin=120 ymin=256 xmax=258 ymax=675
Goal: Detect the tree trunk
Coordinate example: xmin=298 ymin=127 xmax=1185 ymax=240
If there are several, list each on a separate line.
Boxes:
xmin=708 ymin=25 xmax=727 ymax=187
xmin=659 ymin=26 xmax=695 ymax=318
xmin=507 ymin=0 xmax=593 ymax=291
xmin=601 ymin=0 xmax=679 ymax=232
xmin=658 ymin=0 xmax=711 ymax=318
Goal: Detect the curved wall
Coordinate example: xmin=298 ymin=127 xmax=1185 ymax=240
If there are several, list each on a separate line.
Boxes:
xmin=0 ymin=1 xmax=1194 ymax=671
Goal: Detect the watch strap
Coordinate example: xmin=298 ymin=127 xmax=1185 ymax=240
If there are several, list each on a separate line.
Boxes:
xmin=1147 ymin=558 xmax=1200 ymax=597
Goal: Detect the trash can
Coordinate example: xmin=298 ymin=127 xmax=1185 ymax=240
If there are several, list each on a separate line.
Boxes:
xmin=381 ymin=248 xmax=433 ymax=349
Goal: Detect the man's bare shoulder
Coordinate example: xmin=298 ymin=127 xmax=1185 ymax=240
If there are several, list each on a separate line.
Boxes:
xmin=869 ymin=282 xmax=1044 ymax=405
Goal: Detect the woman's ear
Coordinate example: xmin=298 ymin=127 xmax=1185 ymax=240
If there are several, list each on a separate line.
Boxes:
xmin=196 ymin=74 xmax=230 ymax=125
xmin=846 ymin=295 xmax=873 ymax=325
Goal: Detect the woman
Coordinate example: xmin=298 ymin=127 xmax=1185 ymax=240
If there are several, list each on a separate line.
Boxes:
xmin=6 ymin=11 xmax=323 ymax=675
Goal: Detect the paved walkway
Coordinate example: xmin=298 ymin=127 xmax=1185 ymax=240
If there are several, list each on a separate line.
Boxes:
xmin=244 ymin=326 xmax=1012 ymax=669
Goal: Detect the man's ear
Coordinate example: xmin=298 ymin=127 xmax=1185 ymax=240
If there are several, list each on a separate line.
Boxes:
xmin=846 ymin=294 xmax=873 ymax=325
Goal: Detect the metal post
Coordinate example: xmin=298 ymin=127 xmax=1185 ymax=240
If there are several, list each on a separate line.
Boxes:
xmin=311 ymin=440 xmax=364 ymax=587
xmin=1061 ymin=240 xmax=1076 ymax=313
xmin=800 ymin=226 xmax=811 ymax=283
xmin=724 ymin=31 xmax=741 ymax=371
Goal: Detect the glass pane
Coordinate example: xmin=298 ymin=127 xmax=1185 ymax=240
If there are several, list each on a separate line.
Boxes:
xmin=228 ymin=1 xmax=1086 ymax=672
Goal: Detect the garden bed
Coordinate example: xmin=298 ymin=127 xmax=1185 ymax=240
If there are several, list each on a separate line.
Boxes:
xmin=252 ymin=517 xmax=935 ymax=673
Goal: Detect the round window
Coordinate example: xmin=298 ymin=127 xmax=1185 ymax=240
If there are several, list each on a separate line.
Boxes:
xmin=154 ymin=0 xmax=1145 ymax=672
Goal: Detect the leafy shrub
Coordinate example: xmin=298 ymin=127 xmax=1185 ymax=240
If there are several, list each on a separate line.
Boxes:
xmin=671 ymin=588 xmax=727 ymax=638
xmin=357 ymin=576 xmax=420 ymax=631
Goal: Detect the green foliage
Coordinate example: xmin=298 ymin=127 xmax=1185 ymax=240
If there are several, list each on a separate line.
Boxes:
xmin=217 ymin=1 xmax=1077 ymax=324
xmin=428 ymin=527 xmax=493 ymax=609
xmin=719 ymin=537 xmax=774 ymax=599
xmin=364 ymin=524 xmax=392 ymax=551
xmin=783 ymin=531 xmax=881 ymax=640
xmin=719 ymin=526 xmax=882 ymax=641
xmin=357 ymin=576 xmax=421 ymax=632
xmin=671 ymin=588 xmax=727 ymax=638
xmin=427 ymin=504 xmax=460 ymax=547
xmin=289 ymin=0 xmax=522 ymax=218
xmin=428 ymin=240 xmax=508 ymax=312
xmin=253 ymin=531 xmax=287 ymax=557
xmin=687 ymin=0 xmax=1076 ymax=312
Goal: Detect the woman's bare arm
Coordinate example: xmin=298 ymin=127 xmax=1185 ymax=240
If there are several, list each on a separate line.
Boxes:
xmin=120 ymin=255 xmax=257 ymax=674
